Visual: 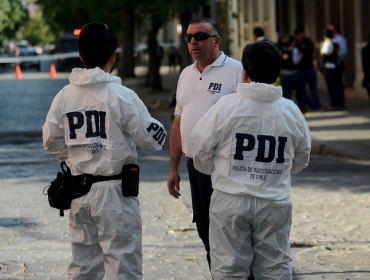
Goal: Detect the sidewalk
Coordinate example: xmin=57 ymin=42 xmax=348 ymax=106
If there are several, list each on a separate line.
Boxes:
xmin=305 ymin=87 xmax=370 ymax=161
xmin=125 ymin=68 xmax=370 ymax=161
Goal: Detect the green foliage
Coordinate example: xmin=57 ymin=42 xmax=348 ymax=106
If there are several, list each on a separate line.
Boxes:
xmin=136 ymin=0 xmax=176 ymax=24
xmin=175 ymin=0 xmax=206 ymax=16
xmin=36 ymin=0 xmax=211 ymax=84
xmin=0 ymin=0 xmax=27 ymax=46
xmin=17 ymin=14 xmax=55 ymax=46
xmin=38 ymin=0 xmax=129 ymax=32
xmin=38 ymin=0 xmax=84 ymax=32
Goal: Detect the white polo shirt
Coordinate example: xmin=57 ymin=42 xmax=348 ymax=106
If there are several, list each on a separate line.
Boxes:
xmin=320 ymin=40 xmax=336 ymax=69
xmin=174 ymin=51 xmax=242 ymax=158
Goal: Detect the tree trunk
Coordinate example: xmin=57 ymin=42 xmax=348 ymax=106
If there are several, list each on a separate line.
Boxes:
xmin=179 ymin=11 xmax=193 ymax=70
xmin=146 ymin=18 xmax=162 ymax=90
xmin=118 ymin=3 xmax=135 ymax=78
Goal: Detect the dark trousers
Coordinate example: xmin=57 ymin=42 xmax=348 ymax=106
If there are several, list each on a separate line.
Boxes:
xmin=187 ymin=158 xmax=213 ymax=269
xmin=301 ymin=67 xmax=322 ymax=109
xmin=281 ymin=70 xmax=314 ymax=111
xmin=324 ymin=68 xmax=345 ymax=108
xmin=187 ymin=159 xmax=255 ymax=280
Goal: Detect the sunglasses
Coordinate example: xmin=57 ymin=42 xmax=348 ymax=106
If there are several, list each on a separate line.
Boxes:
xmin=184 ymin=32 xmax=219 ymax=43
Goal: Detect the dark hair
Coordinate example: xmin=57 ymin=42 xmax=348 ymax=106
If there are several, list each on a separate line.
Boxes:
xmin=279 ymin=34 xmax=294 ymax=48
xmin=327 ymin=23 xmax=339 ymax=33
xmin=242 ymin=41 xmax=281 ymax=84
xmin=78 ymin=22 xmax=117 ymax=69
xmin=253 ymin=27 xmax=264 ymax=37
xmin=324 ymin=28 xmax=333 ymax=38
xmin=189 ymin=17 xmax=220 ymax=35
xmin=294 ymin=26 xmax=304 ymax=36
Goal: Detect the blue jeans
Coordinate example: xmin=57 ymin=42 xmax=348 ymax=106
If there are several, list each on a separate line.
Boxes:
xmin=281 ymin=70 xmax=314 ymax=110
xmin=301 ymin=67 xmax=321 ymax=109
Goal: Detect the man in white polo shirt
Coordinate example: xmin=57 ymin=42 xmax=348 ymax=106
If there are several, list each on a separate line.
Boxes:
xmin=166 ymin=17 xmax=242 ymax=270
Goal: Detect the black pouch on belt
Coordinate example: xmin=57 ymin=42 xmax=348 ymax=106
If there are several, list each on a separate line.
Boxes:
xmin=121 ymin=164 xmax=140 ymax=197
xmin=44 ymin=162 xmax=73 ymax=216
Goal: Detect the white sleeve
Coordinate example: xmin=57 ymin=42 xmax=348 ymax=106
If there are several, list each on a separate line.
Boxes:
xmin=121 ymin=93 xmax=167 ymax=153
xmin=43 ymin=95 xmax=68 ymax=162
xmin=320 ymin=40 xmax=333 ymax=55
xmin=190 ymin=102 xmax=221 ymax=175
xmin=291 ymin=120 xmax=312 ymax=174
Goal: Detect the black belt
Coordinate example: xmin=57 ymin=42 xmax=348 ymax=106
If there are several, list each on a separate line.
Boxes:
xmin=72 ymin=173 xmax=122 ymax=199
xmin=73 ymin=173 xmax=122 ymax=183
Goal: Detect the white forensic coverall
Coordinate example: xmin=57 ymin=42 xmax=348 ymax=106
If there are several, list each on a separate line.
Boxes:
xmin=190 ymin=82 xmax=311 ymax=280
xmin=43 ymin=67 xmax=166 ymax=280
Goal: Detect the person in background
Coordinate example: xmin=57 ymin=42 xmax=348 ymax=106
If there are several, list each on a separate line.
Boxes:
xmin=190 ymin=40 xmax=311 ymax=280
xmin=294 ymin=27 xmax=323 ymax=110
xmin=327 ymin=24 xmax=347 ymax=63
xmin=166 ymin=16 xmax=247 ymax=277
xmin=156 ymin=40 xmax=164 ymax=68
xmin=320 ymin=28 xmax=345 ymax=110
xmin=279 ymin=34 xmax=313 ymax=113
xmin=327 ymin=24 xmax=347 ymax=89
xmin=253 ymin=27 xmax=267 ymax=42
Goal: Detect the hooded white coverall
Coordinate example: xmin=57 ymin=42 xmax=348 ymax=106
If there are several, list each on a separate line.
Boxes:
xmin=190 ymin=83 xmax=311 ymax=279
xmin=43 ymin=67 xmax=166 ymax=280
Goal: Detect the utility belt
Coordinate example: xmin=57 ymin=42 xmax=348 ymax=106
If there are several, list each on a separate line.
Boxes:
xmin=44 ymin=162 xmax=139 ymax=217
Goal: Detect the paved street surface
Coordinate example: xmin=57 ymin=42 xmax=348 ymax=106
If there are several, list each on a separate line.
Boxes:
xmin=0 ymin=65 xmax=369 ymax=279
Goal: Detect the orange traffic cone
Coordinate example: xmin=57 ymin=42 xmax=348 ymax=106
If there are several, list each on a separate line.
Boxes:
xmin=15 ymin=64 xmax=22 ymax=80
xmin=50 ymin=63 xmax=57 ymax=79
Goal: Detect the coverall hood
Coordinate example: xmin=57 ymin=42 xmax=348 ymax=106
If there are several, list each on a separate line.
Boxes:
xmin=69 ymin=67 xmax=120 ymax=86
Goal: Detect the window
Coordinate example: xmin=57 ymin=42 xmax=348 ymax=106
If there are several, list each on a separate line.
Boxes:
xmin=252 ymin=0 xmax=259 ymax=21
xmin=244 ymin=0 xmax=250 ymax=22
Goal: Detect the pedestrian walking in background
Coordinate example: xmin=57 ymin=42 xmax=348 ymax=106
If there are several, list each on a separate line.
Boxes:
xmin=279 ymin=34 xmax=312 ymax=113
xmin=294 ymin=27 xmax=323 ymax=110
xmin=361 ymin=35 xmax=370 ymax=103
xmin=166 ymin=17 xmax=251 ymax=278
xmin=43 ymin=22 xmax=166 ymax=280
xmin=156 ymin=40 xmax=164 ymax=68
xmin=320 ymin=28 xmax=345 ymax=110
xmin=190 ymin=40 xmax=311 ymax=280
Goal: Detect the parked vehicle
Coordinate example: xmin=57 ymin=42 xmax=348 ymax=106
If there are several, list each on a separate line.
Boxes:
xmin=0 ymin=49 xmax=7 ymax=67
xmin=19 ymin=48 xmax=40 ymax=71
xmin=54 ymin=32 xmax=84 ymax=71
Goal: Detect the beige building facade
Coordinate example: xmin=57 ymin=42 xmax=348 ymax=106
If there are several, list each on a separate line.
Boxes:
xmin=228 ymin=0 xmax=370 ymax=99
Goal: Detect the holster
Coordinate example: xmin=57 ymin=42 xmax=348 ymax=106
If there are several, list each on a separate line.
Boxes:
xmin=45 ymin=162 xmax=73 ymax=217
xmin=122 ymin=164 xmax=140 ymax=197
